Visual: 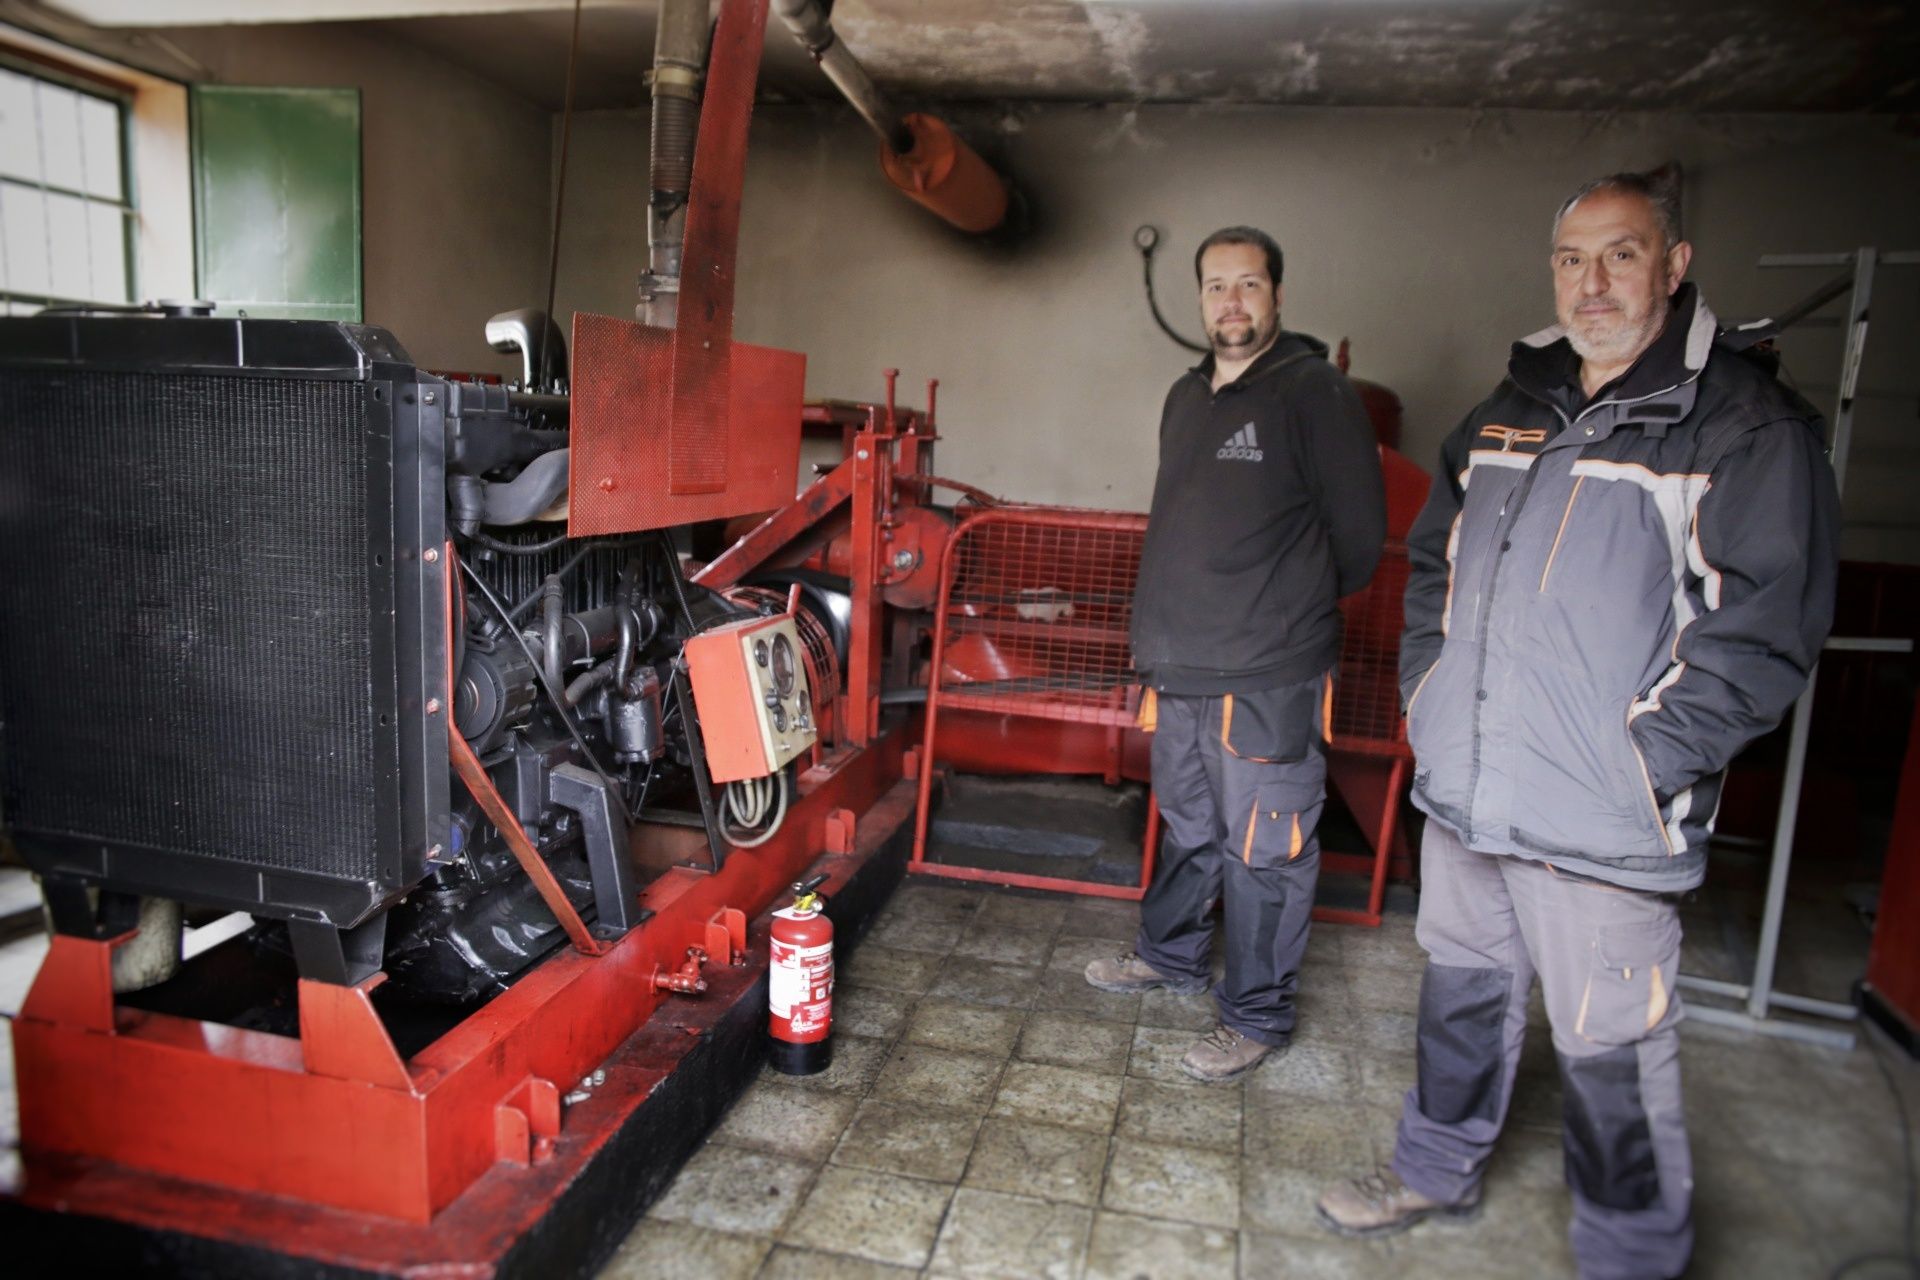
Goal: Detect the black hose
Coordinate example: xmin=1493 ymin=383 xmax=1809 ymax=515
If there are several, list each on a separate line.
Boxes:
xmin=473 ymin=530 xmax=571 ymax=556
xmin=1137 ymin=226 xmax=1208 ymax=354
xmin=655 ymin=531 xmax=701 ymax=632
xmin=565 ymin=659 xmax=614 ymax=707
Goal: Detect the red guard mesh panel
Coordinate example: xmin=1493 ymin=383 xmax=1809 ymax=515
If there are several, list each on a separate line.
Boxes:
xmin=932 ymin=509 xmax=1147 ymax=726
xmin=1332 ymin=540 xmax=1412 ymax=756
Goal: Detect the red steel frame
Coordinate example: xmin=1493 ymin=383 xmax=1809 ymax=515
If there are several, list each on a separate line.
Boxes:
xmin=911 ymin=506 xmax=1161 ymax=900
xmin=910 ymin=509 xmax=1416 ymax=925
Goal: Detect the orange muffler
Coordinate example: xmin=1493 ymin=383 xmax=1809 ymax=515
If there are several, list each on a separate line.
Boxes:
xmin=879 ymin=113 xmax=1009 ymax=235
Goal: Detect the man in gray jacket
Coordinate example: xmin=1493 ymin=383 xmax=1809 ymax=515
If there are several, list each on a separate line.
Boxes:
xmin=1316 ymin=171 xmax=1839 ymax=1279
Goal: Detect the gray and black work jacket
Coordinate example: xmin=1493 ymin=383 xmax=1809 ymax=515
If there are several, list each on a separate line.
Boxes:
xmin=1400 ymin=286 xmax=1840 ymax=892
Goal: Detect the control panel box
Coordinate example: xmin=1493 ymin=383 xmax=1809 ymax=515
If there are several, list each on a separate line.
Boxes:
xmin=685 ymin=614 xmax=817 ymax=784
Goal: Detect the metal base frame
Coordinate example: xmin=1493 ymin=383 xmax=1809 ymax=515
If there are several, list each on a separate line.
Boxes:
xmin=4 ymin=728 xmax=908 ymax=1240
xmin=0 ymin=776 xmax=918 ymax=1278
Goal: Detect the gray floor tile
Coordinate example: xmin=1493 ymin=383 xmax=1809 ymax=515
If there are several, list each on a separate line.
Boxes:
xmin=1048 ymin=933 xmax=1123 ymax=975
xmin=870 ymin=1043 xmax=1006 ymax=1113
xmin=1340 ymin=927 xmax=1428 ymax=973
xmin=886 ymin=884 xmax=986 ymax=926
xmin=1127 ymin=1024 xmax=1205 ymax=1084
xmin=1239 ymin=1229 xmax=1392 ymax=1279
xmin=1016 ymin=1009 xmax=1137 ymax=1073
xmin=903 ymin=998 xmax=1029 ymax=1058
xmin=1376 ymin=1226 xmax=1570 ymax=1279
xmin=833 ymin=986 xmax=916 ymax=1041
xmin=866 ymin=913 xmax=964 ymax=955
xmin=757 ymin=1245 xmax=921 ymax=1279
xmin=1353 ymin=1049 xmax=1416 ymax=1110
xmin=1239 ymin=1158 xmax=1340 ymax=1238
xmin=1242 ymin=1095 xmax=1374 ymax=1173
xmin=649 ymin=1143 xmax=816 ymax=1235
xmin=1102 ymin=1136 xmax=1240 ymax=1229
xmin=1082 ymin=1211 xmax=1237 ymax=1280
xmin=832 ymin=1099 xmax=983 ymax=1182
xmin=928 ymin=956 xmax=1046 ymax=1008
xmin=767 ymin=1034 xmax=892 ymax=1095
xmin=841 ymin=945 xmax=945 ymax=995
xmin=1034 ymin=969 xmax=1144 ymax=1024
xmin=713 ymin=1079 xmax=861 ymax=1162
xmin=964 ymin=1116 xmax=1111 ymax=1206
xmin=1345 ymin=1006 xmax=1420 ymax=1054
xmin=783 ymin=1164 xmax=954 ymax=1269
xmin=1244 ymin=1042 xmax=1361 ymax=1103
xmin=1346 ymin=964 xmax=1426 ymax=1011
xmin=1116 ymin=1077 xmax=1242 ymax=1152
xmin=929 ymin=1186 xmax=1092 ymax=1280
xmin=1425 ymin=1183 xmax=1571 ymax=1263
xmin=1061 ymin=899 xmax=1142 ymax=943
xmin=976 ymin=894 xmax=1071 ymax=935
xmin=992 ymin=1060 xmax=1125 ymax=1134
xmin=1137 ymin=986 xmax=1220 ymax=1033
xmin=953 ymin=924 xmax=1056 ymax=968
xmin=599 ymin=1219 xmax=772 ymax=1280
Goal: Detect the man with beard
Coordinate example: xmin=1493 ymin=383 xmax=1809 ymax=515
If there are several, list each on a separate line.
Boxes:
xmin=1316 ymin=173 xmax=1838 ymax=1278
xmin=1084 ymin=226 xmax=1384 ymax=1082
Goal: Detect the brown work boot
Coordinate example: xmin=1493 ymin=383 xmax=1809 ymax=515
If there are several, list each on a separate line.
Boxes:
xmin=1316 ymin=1166 xmax=1482 ymax=1238
xmin=1084 ymin=951 xmax=1208 ymax=996
xmin=1179 ymin=1023 xmax=1278 ymax=1083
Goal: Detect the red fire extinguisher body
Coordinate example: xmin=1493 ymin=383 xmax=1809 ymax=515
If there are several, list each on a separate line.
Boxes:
xmin=769 ymin=893 xmax=834 ymax=1075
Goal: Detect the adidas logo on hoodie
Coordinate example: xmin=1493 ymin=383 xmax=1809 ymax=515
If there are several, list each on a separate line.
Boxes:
xmin=1216 ymin=422 xmax=1264 ymax=462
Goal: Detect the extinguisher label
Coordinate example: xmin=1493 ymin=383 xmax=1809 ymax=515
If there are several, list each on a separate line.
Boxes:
xmin=770 ymin=940 xmax=833 ymax=1019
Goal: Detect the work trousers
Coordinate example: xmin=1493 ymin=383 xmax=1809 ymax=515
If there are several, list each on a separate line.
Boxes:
xmin=1134 ymin=674 xmax=1328 ymax=1046
xmin=1392 ymin=819 xmax=1692 ymax=1280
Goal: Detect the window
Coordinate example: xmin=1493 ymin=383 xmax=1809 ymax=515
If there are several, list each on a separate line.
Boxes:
xmin=0 ymin=64 xmax=133 ymax=315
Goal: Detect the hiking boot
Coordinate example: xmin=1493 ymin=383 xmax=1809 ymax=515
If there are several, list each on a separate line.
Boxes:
xmin=1316 ymin=1166 xmax=1482 ymax=1238
xmin=1084 ymin=951 xmax=1208 ymax=996
xmin=1179 ymin=1023 xmax=1278 ymax=1083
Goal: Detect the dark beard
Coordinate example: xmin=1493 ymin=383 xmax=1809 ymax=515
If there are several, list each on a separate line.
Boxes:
xmin=1209 ymin=313 xmax=1277 ymax=360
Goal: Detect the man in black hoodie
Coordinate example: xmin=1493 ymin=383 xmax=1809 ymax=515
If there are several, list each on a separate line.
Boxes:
xmin=1085 ymin=226 xmax=1386 ymax=1081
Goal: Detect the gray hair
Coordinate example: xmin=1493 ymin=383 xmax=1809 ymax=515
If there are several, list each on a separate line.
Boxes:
xmin=1553 ymin=168 xmax=1684 ymax=250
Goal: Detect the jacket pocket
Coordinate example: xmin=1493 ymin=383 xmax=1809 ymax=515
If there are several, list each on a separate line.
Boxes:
xmin=1220 ymin=675 xmax=1324 ymax=764
xmin=1623 ymin=711 xmax=1674 ymax=855
xmin=1575 ymin=913 xmax=1683 ymax=1046
xmin=1537 ymin=476 xmax=1586 ymax=592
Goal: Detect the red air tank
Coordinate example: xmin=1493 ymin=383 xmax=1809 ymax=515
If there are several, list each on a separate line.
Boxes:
xmin=769 ymin=875 xmax=834 ymax=1074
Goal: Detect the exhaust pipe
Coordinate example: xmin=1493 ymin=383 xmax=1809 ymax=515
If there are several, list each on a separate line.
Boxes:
xmin=638 ymin=0 xmax=714 ymax=327
xmin=772 ymin=0 xmax=1009 ymax=235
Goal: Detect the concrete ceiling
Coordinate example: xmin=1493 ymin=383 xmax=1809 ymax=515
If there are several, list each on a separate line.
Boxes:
xmin=46 ymin=0 xmax=1920 ymax=114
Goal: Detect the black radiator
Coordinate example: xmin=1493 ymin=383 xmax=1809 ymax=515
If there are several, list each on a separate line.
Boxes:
xmin=0 ymin=317 xmax=449 ymax=928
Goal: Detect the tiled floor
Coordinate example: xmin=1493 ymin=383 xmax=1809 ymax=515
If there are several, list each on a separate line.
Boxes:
xmin=608 ymin=878 xmax=1920 ymax=1280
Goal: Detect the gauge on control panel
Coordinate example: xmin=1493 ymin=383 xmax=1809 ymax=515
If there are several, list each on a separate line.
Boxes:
xmin=770 ymin=633 xmax=796 ymax=698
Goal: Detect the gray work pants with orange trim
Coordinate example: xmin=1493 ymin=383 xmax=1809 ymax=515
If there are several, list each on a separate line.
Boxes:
xmin=1392 ymin=819 xmax=1692 ymax=1280
xmin=1134 ymin=674 xmax=1328 ymax=1047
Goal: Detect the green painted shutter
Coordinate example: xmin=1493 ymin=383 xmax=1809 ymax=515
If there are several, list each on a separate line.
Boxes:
xmin=191 ymin=85 xmax=361 ymax=321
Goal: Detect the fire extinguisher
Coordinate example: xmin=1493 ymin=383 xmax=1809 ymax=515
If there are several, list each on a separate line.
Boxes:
xmin=769 ymin=874 xmax=834 ymax=1075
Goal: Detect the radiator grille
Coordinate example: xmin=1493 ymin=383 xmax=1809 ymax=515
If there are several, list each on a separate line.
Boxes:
xmin=0 ymin=370 xmax=383 ymax=880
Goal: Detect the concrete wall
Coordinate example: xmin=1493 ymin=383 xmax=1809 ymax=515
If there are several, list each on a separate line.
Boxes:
xmin=155 ymin=22 xmax=552 ymax=377
xmin=554 ymin=104 xmax=1920 ymax=561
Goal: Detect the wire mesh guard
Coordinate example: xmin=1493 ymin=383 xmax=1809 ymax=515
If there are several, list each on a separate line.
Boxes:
xmin=1332 ymin=541 xmax=1412 ymax=755
xmin=932 ymin=510 xmax=1147 ymax=725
